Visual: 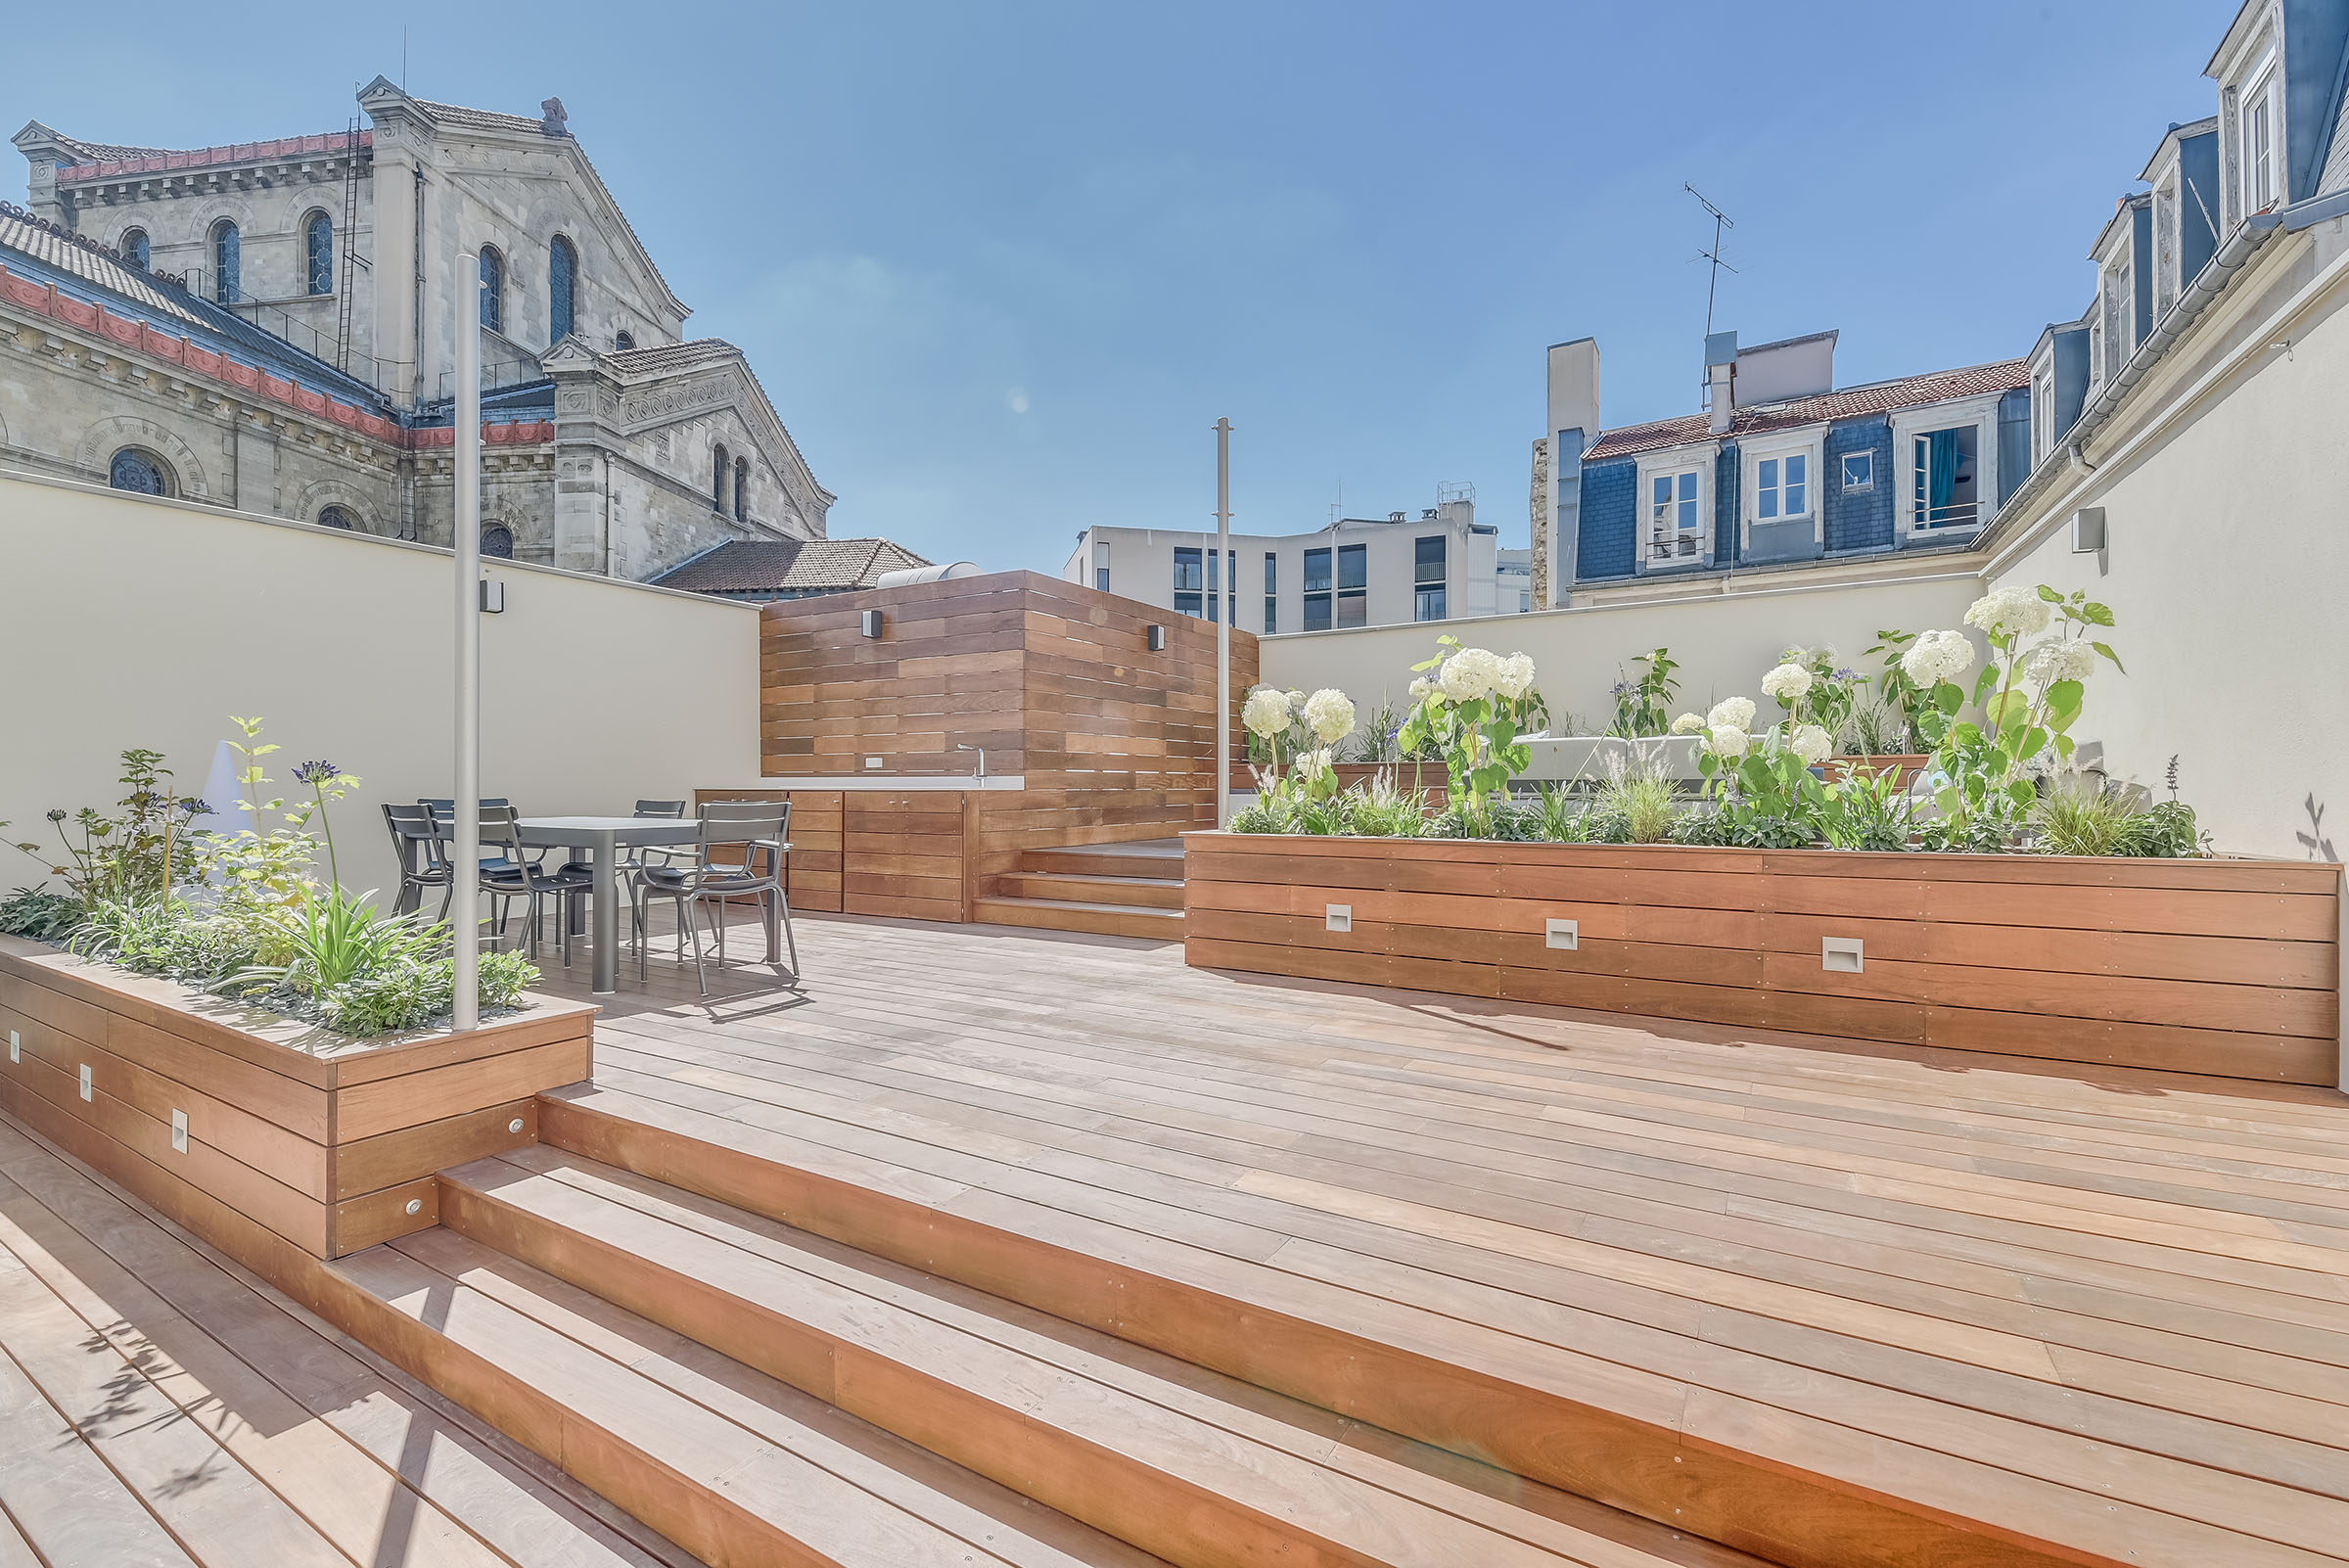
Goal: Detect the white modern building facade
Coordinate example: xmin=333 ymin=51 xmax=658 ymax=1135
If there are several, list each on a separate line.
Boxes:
xmin=1063 ymin=493 xmax=1524 ymax=634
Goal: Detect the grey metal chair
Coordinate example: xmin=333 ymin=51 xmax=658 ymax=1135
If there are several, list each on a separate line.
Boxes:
xmin=382 ymin=804 xmax=453 ymax=919
xmin=564 ymin=800 xmax=691 ymax=939
xmin=475 ymin=806 xmax=593 ymax=966
xmin=628 ymin=800 xmax=797 ymax=995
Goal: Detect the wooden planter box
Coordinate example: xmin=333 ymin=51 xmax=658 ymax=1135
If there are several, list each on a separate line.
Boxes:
xmin=0 ymin=935 xmax=595 ymax=1257
xmin=1182 ymin=833 xmax=2344 ymax=1086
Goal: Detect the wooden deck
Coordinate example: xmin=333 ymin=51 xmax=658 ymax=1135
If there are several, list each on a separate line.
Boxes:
xmin=7 ymin=907 xmax=2349 ymax=1566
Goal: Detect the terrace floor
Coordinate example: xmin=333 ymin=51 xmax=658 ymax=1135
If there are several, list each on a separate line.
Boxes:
xmin=6 ymin=910 xmax=2348 ymax=1566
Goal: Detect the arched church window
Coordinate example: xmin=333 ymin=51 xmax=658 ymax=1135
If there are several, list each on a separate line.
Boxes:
xmin=734 ymin=457 xmax=749 ymax=521
xmin=549 ymin=234 xmax=576 ymax=343
xmin=211 ymin=220 xmax=240 ymax=303
xmin=482 ymin=525 xmax=515 ymax=559
xmin=713 ymin=443 xmax=730 ymax=513
xmin=615 ymin=331 xmax=635 ymax=351
xmin=305 ymin=211 xmax=333 ymax=295
xmin=121 ymin=228 xmax=150 ymax=270
xmin=109 ymin=448 xmax=170 ymax=495
xmin=479 ymin=246 xmax=504 ymax=333
xmin=318 ymin=505 xmax=356 ymax=530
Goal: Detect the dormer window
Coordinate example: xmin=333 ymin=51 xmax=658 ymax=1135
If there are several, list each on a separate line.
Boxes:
xmin=1639 ymin=461 xmax=1706 ymax=568
xmin=2248 ymin=71 xmax=2276 ymax=209
xmin=1839 ymin=451 xmax=1873 ymax=491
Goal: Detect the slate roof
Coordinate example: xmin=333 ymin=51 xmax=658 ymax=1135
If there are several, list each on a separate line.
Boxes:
xmin=1582 ymin=359 xmax=2032 ymax=462
xmin=654 ymin=538 xmax=933 ymax=596
xmin=0 ymin=209 xmax=391 ymax=409
xmin=604 ymin=339 xmax=744 ymax=376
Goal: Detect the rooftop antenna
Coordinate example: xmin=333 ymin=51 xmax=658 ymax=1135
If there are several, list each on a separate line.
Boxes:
xmin=1684 ymin=183 xmax=1737 ymax=339
xmin=401 ymin=26 xmax=408 ymax=93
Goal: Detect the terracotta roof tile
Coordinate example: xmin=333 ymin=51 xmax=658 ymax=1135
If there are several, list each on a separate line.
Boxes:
xmin=654 ymin=538 xmax=933 ymax=595
xmin=56 ymin=130 xmax=370 ymax=182
xmin=1583 ymin=358 xmax=2031 ymax=462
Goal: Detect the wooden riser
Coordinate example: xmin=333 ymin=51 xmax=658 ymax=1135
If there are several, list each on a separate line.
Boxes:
xmin=537 ymin=1085 xmax=2146 ymax=1568
xmin=1019 ymin=845 xmax=1187 ymax=881
xmin=1000 ymin=871 xmax=1186 ymax=909
xmin=436 ymin=1146 xmax=1742 ymax=1568
xmin=334 ymin=1221 xmax=1164 ymax=1568
xmin=972 ymin=897 xmax=1182 ymax=942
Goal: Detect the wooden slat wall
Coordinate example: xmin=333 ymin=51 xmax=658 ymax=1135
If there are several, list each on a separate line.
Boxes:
xmin=760 ymin=572 xmax=1257 ymax=907
xmin=0 ymin=936 xmax=595 ymax=1256
xmin=1183 ymin=835 xmax=2345 ymax=1085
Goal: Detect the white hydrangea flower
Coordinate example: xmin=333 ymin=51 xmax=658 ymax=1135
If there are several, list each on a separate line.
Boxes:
xmin=1301 ymin=688 xmax=1357 ymax=744
xmin=1708 ymin=725 xmax=1751 ymax=761
xmin=1497 ymin=652 xmax=1538 ymax=701
xmin=1241 ymin=686 xmax=1293 ymax=739
xmin=1407 ymin=674 xmax=1435 ymax=703
xmin=1964 ymin=584 xmax=2052 ymax=639
xmin=1759 ymin=662 xmax=1814 ymax=705
xmin=1790 ymin=723 xmax=1834 ymax=764
xmin=1669 ymin=712 xmax=1706 ymax=735
xmin=1899 ymin=628 xmax=1973 ymax=686
xmin=1438 ymin=647 xmax=1503 ymax=701
xmin=2027 ymin=639 xmax=2096 ymax=687
xmin=1706 ymin=696 xmax=1757 ymax=732
xmin=1293 ymin=748 xmax=1334 ymax=785
xmin=1815 ymin=642 xmax=1840 ymax=667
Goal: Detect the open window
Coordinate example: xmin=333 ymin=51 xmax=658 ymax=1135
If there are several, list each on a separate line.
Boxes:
xmin=1645 ymin=468 xmax=1702 ymax=565
xmin=1911 ymin=426 xmax=1979 ymax=530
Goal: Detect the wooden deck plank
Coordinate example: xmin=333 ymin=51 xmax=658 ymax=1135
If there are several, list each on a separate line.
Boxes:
xmin=529 ymin=911 xmax=2349 ymax=1568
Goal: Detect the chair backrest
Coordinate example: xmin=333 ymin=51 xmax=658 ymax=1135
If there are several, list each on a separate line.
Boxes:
xmin=474 ymin=805 xmax=529 ymax=860
xmin=634 ymin=800 xmax=688 ymax=818
xmin=697 ymin=799 xmax=789 ymax=877
xmin=382 ymin=803 xmax=446 ymax=869
xmin=420 ymin=797 xmax=512 ymax=830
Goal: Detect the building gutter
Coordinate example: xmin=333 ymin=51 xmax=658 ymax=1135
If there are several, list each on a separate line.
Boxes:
xmin=1981 ymin=200 xmax=2349 ymax=576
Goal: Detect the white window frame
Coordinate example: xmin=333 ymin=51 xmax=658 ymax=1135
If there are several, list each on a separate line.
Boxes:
xmin=1634 ymin=446 xmax=1713 ymax=572
xmin=1839 ymin=449 xmax=1874 ymax=492
xmin=1890 ymin=395 xmax=2002 ymax=539
xmin=2246 ymin=60 xmax=2277 ymax=211
xmin=1739 ymin=427 xmax=1825 ymax=551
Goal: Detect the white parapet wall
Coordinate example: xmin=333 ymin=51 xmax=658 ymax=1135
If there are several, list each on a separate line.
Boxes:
xmin=1257 ymin=567 xmax=1982 ymax=742
xmin=0 ymin=468 xmax=762 ymax=901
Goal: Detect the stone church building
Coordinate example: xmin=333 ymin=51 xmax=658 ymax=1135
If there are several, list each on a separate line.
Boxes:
xmin=4 ymin=80 xmax=869 ymax=585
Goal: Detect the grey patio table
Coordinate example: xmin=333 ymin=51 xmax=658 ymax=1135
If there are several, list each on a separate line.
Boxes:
xmin=515 ymin=816 xmax=700 ymax=996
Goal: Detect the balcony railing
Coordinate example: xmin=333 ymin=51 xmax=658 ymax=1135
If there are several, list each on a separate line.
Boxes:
xmin=1913 ymin=500 xmax=1981 ymax=530
xmin=1648 ymin=530 xmax=1701 ymax=563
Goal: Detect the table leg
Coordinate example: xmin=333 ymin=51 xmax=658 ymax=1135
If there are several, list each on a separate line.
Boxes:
xmin=592 ymin=831 xmax=619 ymax=995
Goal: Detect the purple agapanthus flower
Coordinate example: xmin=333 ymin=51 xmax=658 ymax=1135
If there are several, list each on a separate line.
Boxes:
xmin=293 ymin=761 xmax=340 ymax=785
xmin=178 ymin=797 xmax=211 ymax=816
xmin=44 ymin=808 xmax=67 ymax=823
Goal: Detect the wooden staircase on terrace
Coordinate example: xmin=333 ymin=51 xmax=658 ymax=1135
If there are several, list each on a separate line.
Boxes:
xmin=973 ymin=837 xmax=1186 ymax=941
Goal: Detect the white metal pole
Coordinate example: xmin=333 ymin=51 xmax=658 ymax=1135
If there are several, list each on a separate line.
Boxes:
xmin=452 ymin=252 xmax=482 ymax=1032
xmin=1214 ymin=417 xmax=1231 ymax=829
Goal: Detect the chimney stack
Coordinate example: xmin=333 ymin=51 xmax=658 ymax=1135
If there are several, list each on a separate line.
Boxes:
xmin=1704 ymin=330 xmax=1737 ymax=435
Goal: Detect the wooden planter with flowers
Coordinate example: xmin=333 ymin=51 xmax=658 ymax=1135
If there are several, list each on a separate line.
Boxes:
xmin=0 ymin=933 xmax=594 ymax=1258
xmin=1180 ymin=834 xmax=2343 ymax=1086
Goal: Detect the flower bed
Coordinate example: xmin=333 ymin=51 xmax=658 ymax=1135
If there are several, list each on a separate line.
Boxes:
xmin=1182 ymin=833 xmax=2342 ymax=1086
xmin=0 ymin=932 xmax=594 ymax=1257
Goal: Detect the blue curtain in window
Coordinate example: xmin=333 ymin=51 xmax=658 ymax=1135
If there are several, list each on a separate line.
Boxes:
xmin=1927 ymin=430 xmax=1962 ymax=513
xmin=212 ymin=223 xmax=240 ymax=303
xmin=305 ymin=213 xmax=333 ymax=295
xmin=549 ymin=237 xmax=576 ymax=342
xmin=479 ymin=249 xmax=503 ymax=332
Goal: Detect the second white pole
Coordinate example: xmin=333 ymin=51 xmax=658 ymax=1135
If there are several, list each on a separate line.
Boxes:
xmin=1214 ymin=417 xmax=1231 ymax=829
xmin=452 ymin=252 xmax=483 ymax=1032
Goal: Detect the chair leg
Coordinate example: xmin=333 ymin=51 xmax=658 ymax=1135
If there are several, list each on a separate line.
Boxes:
xmin=438 ymin=880 xmax=455 ymax=924
xmin=778 ymin=886 xmax=798 ymax=977
xmin=686 ymin=897 xmax=709 ymax=997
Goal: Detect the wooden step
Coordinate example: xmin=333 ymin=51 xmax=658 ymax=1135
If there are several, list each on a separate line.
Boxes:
xmin=1018 ymin=843 xmax=1186 ymax=881
xmin=438 ymin=1146 xmax=1746 ymax=1568
xmin=999 ymin=871 xmax=1185 ymax=909
xmin=336 ymin=1222 xmax=1170 ymax=1568
xmin=973 ymin=897 xmax=1181 ymax=941
xmin=534 ymin=1081 xmax=2306 ymax=1568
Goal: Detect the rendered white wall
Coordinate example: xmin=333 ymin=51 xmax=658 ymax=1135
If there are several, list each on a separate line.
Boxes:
xmin=1983 ymin=228 xmax=2349 ymax=861
xmin=0 ymin=468 xmax=761 ymax=904
xmin=1257 ymin=571 xmax=1980 ymax=736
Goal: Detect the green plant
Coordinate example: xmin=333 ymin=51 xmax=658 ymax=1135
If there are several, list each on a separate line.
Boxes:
xmin=1340 ymin=774 xmax=1428 ymax=838
xmin=235 ymin=888 xmax=444 ymax=996
xmin=1863 ymin=628 xmax=1933 ymax=753
xmin=72 ymin=898 xmax=261 ymax=990
xmin=188 ymin=717 xmax=319 ymax=918
xmin=1766 ymin=645 xmax=1867 ymax=744
xmin=1242 ymin=685 xmax=1357 ymax=811
xmin=317 ymin=948 xmax=538 ymax=1037
xmin=1590 ymin=771 xmax=1680 ymax=845
xmin=1228 ymin=796 xmax=1287 ymax=834
xmin=1533 ymin=784 xmax=1588 ymax=843
xmin=2031 ymin=776 xmax=2205 ymax=857
xmin=0 ymin=887 xmax=83 ymax=942
xmin=1607 ymin=647 xmax=1680 ymax=739
xmin=7 ymin=749 xmax=209 ymax=906
xmin=1399 ymin=637 xmax=1542 ymax=817
xmin=1687 ymin=687 xmax=1834 ymax=847
xmin=1845 ymin=693 xmax=1908 ymax=758
xmin=1820 ymin=763 xmax=1915 ymax=852
xmin=1910 ymin=585 xmax=2122 ymax=841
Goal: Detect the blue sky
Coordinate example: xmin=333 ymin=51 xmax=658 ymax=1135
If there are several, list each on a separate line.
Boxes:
xmin=14 ymin=1 xmax=2229 ymax=567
